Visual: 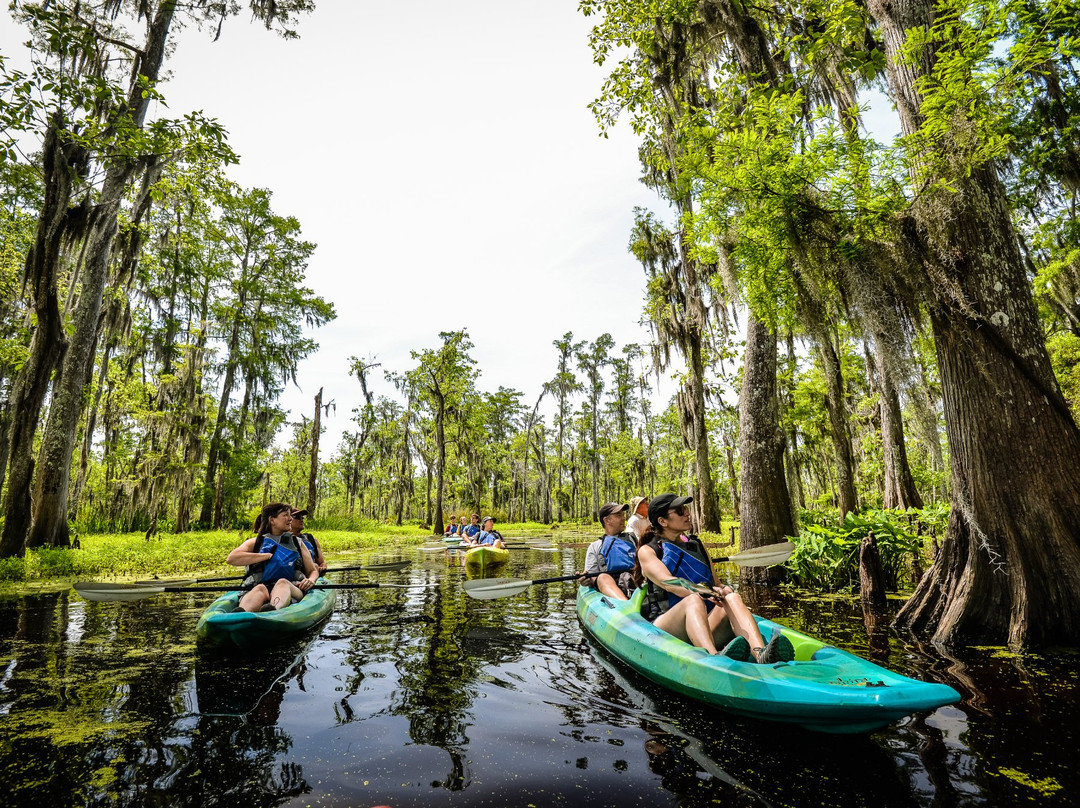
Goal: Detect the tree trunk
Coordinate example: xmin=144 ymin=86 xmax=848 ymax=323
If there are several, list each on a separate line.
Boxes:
xmin=738 ymin=313 xmax=796 ymax=584
xmin=308 ymin=387 xmax=322 ymax=514
xmin=874 ymin=336 xmax=923 ymax=510
xmin=815 ymin=328 xmax=858 ymax=517
xmin=0 ymin=121 xmax=77 ymax=557
xmin=870 ymin=0 xmax=1080 ymax=647
xmin=687 ymin=338 xmax=722 ymax=530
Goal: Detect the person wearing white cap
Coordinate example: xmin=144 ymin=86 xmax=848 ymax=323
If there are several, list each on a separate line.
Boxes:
xmin=627 ymin=496 xmax=650 ymax=539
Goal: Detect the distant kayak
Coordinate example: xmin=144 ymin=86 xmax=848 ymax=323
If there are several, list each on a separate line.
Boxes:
xmin=196 ymin=585 xmax=336 ymax=648
xmin=464 ymin=546 xmax=510 ymax=570
xmin=577 ymin=586 xmax=960 ymax=734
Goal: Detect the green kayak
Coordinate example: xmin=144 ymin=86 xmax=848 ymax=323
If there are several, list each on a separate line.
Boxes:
xmin=464 ymin=546 xmax=510 ymax=570
xmin=196 ymin=585 xmax=336 ymax=648
xmin=577 ymin=586 xmax=960 ymax=734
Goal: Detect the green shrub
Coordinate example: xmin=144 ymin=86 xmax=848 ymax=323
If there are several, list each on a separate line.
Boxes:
xmin=787 ymin=509 xmax=923 ymax=591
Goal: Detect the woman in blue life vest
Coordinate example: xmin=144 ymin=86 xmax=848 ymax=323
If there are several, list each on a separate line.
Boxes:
xmin=226 ymin=502 xmax=319 ymax=613
xmin=470 ymin=516 xmax=506 ymax=548
xmin=632 ymin=493 xmax=793 ymax=663
xmin=444 ymin=515 xmax=459 ymax=536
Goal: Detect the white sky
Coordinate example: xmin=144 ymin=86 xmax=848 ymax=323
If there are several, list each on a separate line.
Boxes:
xmin=3 ymin=2 xmax=900 ymax=458
xmin=158 ymin=1 xmax=667 ymax=456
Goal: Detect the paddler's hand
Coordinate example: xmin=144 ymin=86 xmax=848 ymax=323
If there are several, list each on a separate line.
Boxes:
xmin=708 ymin=584 xmax=734 ymax=604
xmin=297 ymin=577 xmax=316 ymax=592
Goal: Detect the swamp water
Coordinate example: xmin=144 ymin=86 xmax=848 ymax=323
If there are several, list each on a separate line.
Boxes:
xmin=0 ymin=543 xmax=1076 ymax=807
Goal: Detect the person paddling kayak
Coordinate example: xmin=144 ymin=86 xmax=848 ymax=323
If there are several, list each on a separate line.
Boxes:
xmin=468 ymin=516 xmax=506 ymax=548
xmin=227 ymin=502 xmax=319 ymax=612
xmin=580 ymin=501 xmax=637 ymax=600
xmin=633 ymin=493 xmax=794 ymax=663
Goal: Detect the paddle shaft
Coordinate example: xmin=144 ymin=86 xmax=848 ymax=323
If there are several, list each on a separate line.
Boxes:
xmin=150 ymin=583 xmax=395 ymax=593
xmin=138 ymin=561 xmax=410 ymax=585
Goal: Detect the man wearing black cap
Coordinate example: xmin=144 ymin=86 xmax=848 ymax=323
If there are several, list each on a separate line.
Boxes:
xmin=580 ymin=502 xmax=637 ymax=600
xmin=636 ymin=493 xmax=794 ymax=663
xmin=291 ymin=509 xmax=326 ymax=573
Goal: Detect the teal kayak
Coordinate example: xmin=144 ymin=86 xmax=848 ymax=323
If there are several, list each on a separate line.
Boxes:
xmin=577 ymin=586 xmax=960 ymax=734
xmin=196 ymin=585 xmax=336 ymax=648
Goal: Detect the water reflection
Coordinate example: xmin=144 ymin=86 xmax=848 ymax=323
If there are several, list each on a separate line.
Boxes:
xmin=0 ymin=545 xmax=1078 ymax=806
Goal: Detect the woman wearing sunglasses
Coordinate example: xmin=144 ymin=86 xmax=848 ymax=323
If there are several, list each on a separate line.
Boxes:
xmin=632 ymin=493 xmax=793 ymax=663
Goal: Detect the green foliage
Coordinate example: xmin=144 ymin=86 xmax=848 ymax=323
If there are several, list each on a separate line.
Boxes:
xmin=787 ymin=509 xmax=924 ymax=591
xmin=0 ymin=525 xmax=432 ymax=585
xmin=1047 ymin=331 xmax=1080 ymax=416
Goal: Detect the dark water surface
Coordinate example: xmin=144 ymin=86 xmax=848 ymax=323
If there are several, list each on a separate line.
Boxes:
xmin=0 ymin=544 xmax=1076 ymax=807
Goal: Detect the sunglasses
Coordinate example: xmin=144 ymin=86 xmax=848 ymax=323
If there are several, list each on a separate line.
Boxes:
xmin=667 ymin=505 xmax=688 ymax=517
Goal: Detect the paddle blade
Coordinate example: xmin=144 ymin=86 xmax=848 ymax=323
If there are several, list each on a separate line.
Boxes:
xmin=74 ymin=582 xmax=165 ymax=602
xmin=358 ymin=561 xmax=411 ymax=572
xmin=462 ymin=578 xmax=532 ymax=600
xmin=719 ymin=541 xmax=795 ymax=568
xmin=134 ymin=577 xmax=197 ymax=587
xmin=662 ymin=577 xmax=715 ymax=595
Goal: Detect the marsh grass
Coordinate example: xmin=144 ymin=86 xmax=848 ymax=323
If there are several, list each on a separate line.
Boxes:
xmin=0 ymin=522 xmax=433 ymax=586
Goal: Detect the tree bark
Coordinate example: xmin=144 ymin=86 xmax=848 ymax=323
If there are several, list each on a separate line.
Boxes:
xmin=307 ymin=387 xmax=322 ymax=514
xmin=869 ymin=0 xmax=1080 ymax=647
xmin=0 ymin=121 xmax=78 ymax=557
xmin=814 ymin=327 xmax=858 ymax=517
xmin=874 ymin=336 xmax=923 ymax=510
xmin=738 ymin=313 xmax=796 ymax=584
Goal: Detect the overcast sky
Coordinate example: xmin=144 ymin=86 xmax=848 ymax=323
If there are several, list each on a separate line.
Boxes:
xmin=156 ymin=2 xmax=668 ymax=455
xmin=3 ymin=2 xmax=899 ymax=457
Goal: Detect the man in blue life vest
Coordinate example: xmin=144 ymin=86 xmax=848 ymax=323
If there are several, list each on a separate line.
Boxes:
xmin=580 ymin=501 xmax=637 ymax=600
xmin=461 ymin=513 xmax=481 ymax=541
xmin=291 ymin=509 xmax=326 ymax=573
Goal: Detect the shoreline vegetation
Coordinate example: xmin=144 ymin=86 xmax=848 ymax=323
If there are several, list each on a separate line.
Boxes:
xmin=0 ymin=508 xmax=936 ymax=597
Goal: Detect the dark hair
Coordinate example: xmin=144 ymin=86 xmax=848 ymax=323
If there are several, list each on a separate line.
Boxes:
xmin=632 ymin=526 xmax=662 ymax=588
xmin=253 ymin=502 xmax=292 ymax=536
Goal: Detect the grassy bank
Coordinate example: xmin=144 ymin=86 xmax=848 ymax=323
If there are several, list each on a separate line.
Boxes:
xmin=0 ymin=523 xmax=434 ymax=586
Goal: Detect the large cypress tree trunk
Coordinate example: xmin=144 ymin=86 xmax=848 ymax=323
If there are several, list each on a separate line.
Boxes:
xmin=738 ymin=313 xmax=796 ymax=584
xmin=870 ymin=0 xmax=1080 ymax=647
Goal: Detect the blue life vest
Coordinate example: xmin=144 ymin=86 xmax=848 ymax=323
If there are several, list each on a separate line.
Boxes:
xmin=249 ymin=534 xmax=303 ymax=587
xmin=476 ymin=529 xmax=503 ymax=546
xmin=297 ymin=532 xmax=319 ymax=562
xmin=462 ymin=524 xmax=480 ymax=539
xmin=599 ymin=533 xmax=636 ymax=574
xmin=660 ymin=536 xmax=714 ymax=611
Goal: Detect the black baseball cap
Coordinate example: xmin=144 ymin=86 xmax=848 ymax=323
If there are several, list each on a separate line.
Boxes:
xmin=647 ymin=494 xmax=693 ymax=527
xmin=598 ymin=502 xmax=630 ymax=520
xmin=291 ymin=509 xmax=309 ymax=518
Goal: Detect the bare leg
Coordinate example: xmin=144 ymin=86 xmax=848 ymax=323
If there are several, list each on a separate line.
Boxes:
xmin=239 ymin=584 xmax=270 ymax=613
xmin=595 ymin=573 xmax=629 ymax=601
xmin=269 ymin=579 xmax=303 ymax=609
xmin=654 ymin=596 xmax=720 ymax=654
xmin=710 ymin=592 xmax=767 ymax=657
